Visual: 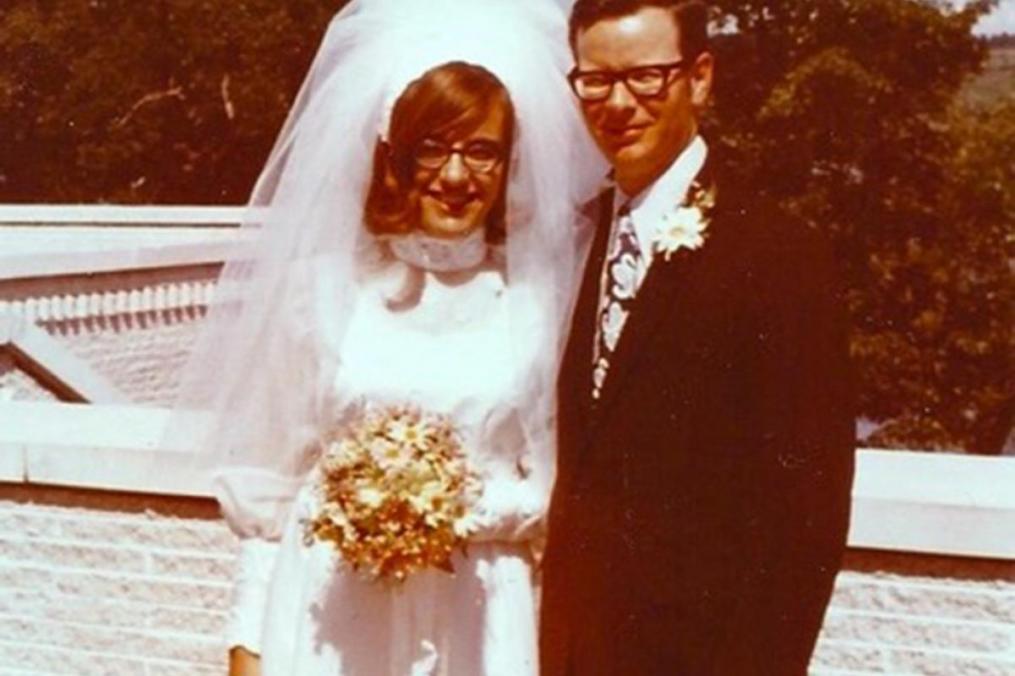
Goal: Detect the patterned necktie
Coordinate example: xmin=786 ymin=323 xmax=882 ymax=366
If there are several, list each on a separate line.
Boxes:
xmin=591 ymin=204 xmax=645 ymax=401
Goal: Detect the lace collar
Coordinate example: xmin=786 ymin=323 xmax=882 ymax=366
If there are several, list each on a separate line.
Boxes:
xmin=386 ymin=229 xmax=488 ymax=273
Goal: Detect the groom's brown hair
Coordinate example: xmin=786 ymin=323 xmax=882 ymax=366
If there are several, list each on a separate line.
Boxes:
xmin=569 ymin=0 xmax=710 ymax=60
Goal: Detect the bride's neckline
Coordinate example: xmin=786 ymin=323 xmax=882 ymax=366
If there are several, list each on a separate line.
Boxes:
xmin=364 ymin=229 xmax=505 ymax=311
xmin=386 ymin=228 xmax=489 ymax=273
xmin=365 ymin=256 xmax=504 ymax=315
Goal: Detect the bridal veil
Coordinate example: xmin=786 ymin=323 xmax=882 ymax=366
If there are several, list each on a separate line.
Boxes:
xmin=169 ymin=0 xmax=603 ymax=539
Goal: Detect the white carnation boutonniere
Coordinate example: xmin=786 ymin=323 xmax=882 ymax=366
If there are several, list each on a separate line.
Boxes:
xmin=654 ymin=205 xmax=708 ymax=261
xmin=652 ymin=181 xmax=716 ymax=262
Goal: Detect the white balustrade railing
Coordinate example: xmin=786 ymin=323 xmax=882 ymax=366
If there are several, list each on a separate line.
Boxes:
xmin=2 ymin=207 xmax=1013 ymax=561
xmin=1 ymin=400 xmax=1013 ymax=560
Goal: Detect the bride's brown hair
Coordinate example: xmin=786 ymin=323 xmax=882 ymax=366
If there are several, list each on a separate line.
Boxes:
xmin=364 ymin=61 xmax=515 ymax=243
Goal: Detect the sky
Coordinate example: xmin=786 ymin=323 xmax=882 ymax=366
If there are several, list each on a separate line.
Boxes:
xmin=971 ymin=0 xmax=1015 ymax=35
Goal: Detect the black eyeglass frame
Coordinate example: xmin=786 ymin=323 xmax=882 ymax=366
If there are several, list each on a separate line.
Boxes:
xmin=411 ymin=138 xmax=506 ymax=175
xmin=567 ymin=59 xmax=691 ymax=102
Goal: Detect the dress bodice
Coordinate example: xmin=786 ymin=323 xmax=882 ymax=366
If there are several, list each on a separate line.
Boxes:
xmin=229 ymin=260 xmax=551 ymax=676
xmin=325 ymin=261 xmax=544 ymax=510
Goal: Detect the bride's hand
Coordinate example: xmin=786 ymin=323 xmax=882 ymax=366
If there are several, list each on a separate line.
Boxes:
xmin=469 ymin=478 xmax=545 ymax=543
xmin=228 ymin=646 xmax=261 ymax=676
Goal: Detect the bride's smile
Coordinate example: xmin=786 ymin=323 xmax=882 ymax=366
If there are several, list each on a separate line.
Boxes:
xmin=412 ymin=100 xmax=512 ymax=240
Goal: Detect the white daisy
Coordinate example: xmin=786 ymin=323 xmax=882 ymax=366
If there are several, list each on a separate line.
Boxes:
xmin=654 ymin=206 xmax=708 ymax=261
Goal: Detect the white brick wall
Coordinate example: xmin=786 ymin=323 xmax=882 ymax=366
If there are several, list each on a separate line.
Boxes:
xmin=1 ymin=215 xmax=230 ymax=407
xmin=0 ymin=484 xmax=235 ymax=676
xmin=2 ymin=261 xmax=219 ymax=406
xmin=40 ymin=309 xmax=206 ymax=406
xmin=813 ymin=552 xmax=1015 ymax=674
xmin=0 ymin=483 xmax=1012 ymax=675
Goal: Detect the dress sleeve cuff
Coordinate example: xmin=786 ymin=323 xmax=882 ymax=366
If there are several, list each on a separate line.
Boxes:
xmin=225 ymin=538 xmax=280 ymax=654
xmin=470 ymin=478 xmax=546 ymax=544
xmin=213 ymin=467 xmax=305 ymax=540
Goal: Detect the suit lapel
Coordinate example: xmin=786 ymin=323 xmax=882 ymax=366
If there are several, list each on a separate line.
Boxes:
xmin=591 ymin=157 xmax=719 ymax=422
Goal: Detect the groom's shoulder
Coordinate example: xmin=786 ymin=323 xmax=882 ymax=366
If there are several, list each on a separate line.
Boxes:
xmin=707 ymin=148 xmax=825 ymax=255
xmin=713 ymin=192 xmax=838 ymax=296
xmin=717 ymin=187 xmax=828 ymax=255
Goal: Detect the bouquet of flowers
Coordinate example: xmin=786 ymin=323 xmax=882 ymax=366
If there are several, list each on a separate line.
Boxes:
xmin=303 ymin=405 xmax=482 ymax=584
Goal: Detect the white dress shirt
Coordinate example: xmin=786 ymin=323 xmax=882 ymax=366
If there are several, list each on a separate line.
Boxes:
xmin=611 ymin=134 xmax=708 ymax=288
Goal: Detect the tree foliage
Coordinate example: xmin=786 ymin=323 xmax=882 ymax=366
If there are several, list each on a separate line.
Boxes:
xmin=0 ymin=0 xmax=346 ymax=203
xmin=707 ymin=0 xmax=1011 ymax=452
xmin=0 ymin=0 xmax=1011 ymax=452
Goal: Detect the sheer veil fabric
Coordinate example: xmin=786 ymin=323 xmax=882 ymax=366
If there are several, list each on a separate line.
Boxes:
xmin=170 ymin=0 xmax=602 ymax=545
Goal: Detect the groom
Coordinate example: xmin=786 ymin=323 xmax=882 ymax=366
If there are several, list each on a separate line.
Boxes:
xmin=540 ymin=1 xmax=855 ymax=674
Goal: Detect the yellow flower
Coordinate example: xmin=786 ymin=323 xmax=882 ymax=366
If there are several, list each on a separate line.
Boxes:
xmin=388 ymin=418 xmax=430 ymax=451
xmin=355 ymin=486 xmax=385 ymax=509
xmin=305 ymin=406 xmax=482 ymax=584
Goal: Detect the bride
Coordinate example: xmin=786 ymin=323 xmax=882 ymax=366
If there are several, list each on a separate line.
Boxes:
xmin=172 ymin=1 xmax=601 ymax=674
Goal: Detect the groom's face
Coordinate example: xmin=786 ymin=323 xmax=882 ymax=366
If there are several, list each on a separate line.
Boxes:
xmin=573 ymin=6 xmax=712 ymax=196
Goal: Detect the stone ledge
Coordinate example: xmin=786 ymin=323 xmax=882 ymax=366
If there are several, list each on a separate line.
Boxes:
xmin=1 ymin=401 xmax=1014 ymax=560
xmin=849 ymin=450 xmax=1015 ymax=560
xmin=0 ymin=402 xmax=208 ymax=497
xmin=0 ymin=205 xmax=244 ymax=225
xmin=0 ymin=228 xmax=243 ymax=281
xmin=0 ymin=204 xmax=249 ymax=282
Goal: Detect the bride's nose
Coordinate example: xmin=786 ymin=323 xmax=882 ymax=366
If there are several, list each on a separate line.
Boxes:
xmin=439 ymin=152 xmax=470 ymax=188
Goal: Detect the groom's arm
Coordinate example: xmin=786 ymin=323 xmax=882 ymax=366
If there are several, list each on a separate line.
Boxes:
xmin=709 ymin=220 xmax=856 ymax=675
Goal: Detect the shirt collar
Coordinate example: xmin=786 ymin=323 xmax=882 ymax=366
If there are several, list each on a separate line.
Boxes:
xmin=614 ymin=134 xmax=708 ymax=229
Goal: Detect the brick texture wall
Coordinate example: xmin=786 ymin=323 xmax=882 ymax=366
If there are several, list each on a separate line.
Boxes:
xmin=1 ymin=483 xmax=1012 ymax=675
xmin=0 ymin=484 xmax=234 ymax=675
xmin=40 ymin=308 xmax=205 ymax=406
xmin=1 ymin=263 xmax=219 ymax=406
xmin=814 ymin=552 xmax=1015 ymax=675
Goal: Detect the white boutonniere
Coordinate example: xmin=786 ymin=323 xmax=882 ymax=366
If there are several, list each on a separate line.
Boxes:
xmin=652 ymin=181 xmax=716 ymax=262
xmin=654 ymin=206 xmax=708 ymax=261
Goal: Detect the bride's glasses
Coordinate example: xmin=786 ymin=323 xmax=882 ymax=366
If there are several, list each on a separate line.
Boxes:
xmin=568 ymin=60 xmax=689 ymax=101
xmin=413 ymin=138 xmax=505 ymax=174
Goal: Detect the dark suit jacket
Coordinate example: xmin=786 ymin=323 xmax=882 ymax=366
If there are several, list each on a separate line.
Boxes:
xmin=539 ymin=158 xmax=855 ymax=675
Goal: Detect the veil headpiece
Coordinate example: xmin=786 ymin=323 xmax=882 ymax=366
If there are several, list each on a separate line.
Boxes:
xmin=171 ymin=0 xmax=603 ymax=538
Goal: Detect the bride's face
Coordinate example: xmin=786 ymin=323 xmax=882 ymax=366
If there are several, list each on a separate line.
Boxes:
xmin=410 ymin=99 xmax=511 ymax=239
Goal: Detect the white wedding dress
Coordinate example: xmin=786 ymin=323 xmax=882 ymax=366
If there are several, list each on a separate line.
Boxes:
xmin=230 ymin=260 xmax=549 ymax=676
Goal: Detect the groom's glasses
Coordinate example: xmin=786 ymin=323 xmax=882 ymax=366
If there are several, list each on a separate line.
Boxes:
xmin=413 ymin=138 xmax=505 ymax=174
xmin=568 ymin=60 xmax=689 ymax=102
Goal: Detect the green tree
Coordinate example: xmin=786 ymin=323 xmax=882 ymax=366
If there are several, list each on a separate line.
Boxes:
xmin=1 ymin=0 xmax=1010 ymax=453
xmin=708 ymin=0 xmax=1011 ymax=452
xmin=0 ymin=0 xmax=346 ymax=203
